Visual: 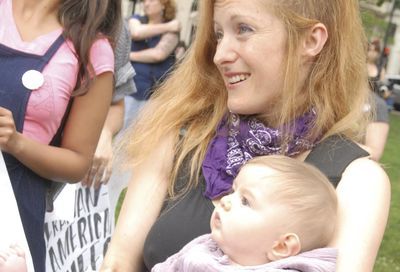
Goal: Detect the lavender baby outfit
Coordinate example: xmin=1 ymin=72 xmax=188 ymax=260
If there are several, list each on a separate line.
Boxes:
xmin=152 ymin=234 xmax=337 ymax=272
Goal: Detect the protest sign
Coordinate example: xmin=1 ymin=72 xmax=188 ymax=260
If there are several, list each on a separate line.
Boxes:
xmin=45 ymin=184 xmax=113 ymax=272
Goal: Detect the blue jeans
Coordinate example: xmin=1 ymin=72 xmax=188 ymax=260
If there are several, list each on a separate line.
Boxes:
xmin=124 ymin=96 xmax=147 ymax=129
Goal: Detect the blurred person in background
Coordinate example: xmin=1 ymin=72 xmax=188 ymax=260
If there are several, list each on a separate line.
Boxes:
xmin=83 ymin=21 xmax=137 ymax=189
xmin=365 ymin=40 xmax=390 ymax=161
xmin=125 ymin=0 xmax=180 ymax=127
xmin=43 ymin=18 xmax=137 ymax=272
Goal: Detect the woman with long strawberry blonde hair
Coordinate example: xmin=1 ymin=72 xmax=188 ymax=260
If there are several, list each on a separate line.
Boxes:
xmin=102 ymin=1 xmax=390 ymax=271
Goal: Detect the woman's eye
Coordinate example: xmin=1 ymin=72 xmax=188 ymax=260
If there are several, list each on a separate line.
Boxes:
xmin=238 ymin=24 xmax=253 ymax=34
xmin=214 ymin=30 xmax=223 ymax=42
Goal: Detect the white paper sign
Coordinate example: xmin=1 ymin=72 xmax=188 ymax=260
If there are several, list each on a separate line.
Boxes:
xmin=44 ymin=184 xmax=113 ymax=272
xmin=0 ymin=152 xmax=34 ymax=272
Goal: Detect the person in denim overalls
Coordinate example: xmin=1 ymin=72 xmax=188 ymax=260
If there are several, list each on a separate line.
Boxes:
xmin=0 ymin=35 xmax=65 ymax=272
xmin=124 ymin=0 xmax=180 ymax=128
xmin=0 ymin=0 xmax=122 ymax=271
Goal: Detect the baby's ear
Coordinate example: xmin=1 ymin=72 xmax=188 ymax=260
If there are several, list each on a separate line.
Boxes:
xmin=267 ymin=233 xmax=301 ymax=261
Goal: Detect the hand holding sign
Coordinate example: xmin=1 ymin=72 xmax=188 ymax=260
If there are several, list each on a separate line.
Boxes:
xmin=0 ymin=107 xmax=19 ymax=154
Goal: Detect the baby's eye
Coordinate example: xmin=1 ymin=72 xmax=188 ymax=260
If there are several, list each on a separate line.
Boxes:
xmin=238 ymin=24 xmax=253 ymax=34
xmin=241 ymin=196 xmax=249 ymax=206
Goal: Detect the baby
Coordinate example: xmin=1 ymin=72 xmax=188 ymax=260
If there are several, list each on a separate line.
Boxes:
xmin=153 ymin=155 xmax=337 ymax=271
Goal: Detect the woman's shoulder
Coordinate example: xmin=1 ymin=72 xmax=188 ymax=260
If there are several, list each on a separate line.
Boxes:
xmin=89 ymin=38 xmax=114 ymax=76
xmin=336 ymin=156 xmax=390 ymax=210
xmin=343 ymin=156 xmax=389 ymax=184
xmin=305 ymin=135 xmax=370 ymax=187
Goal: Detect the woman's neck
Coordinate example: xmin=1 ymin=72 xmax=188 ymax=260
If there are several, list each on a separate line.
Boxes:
xmin=13 ymin=0 xmax=61 ymax=41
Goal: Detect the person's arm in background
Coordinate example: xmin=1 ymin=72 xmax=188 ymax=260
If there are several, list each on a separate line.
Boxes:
xmin=0 ymin=72 xmax=113 ymax=183
xmin=130 ymin=32 xmax=179 ymax=63
xmin=365 ymin=122 xmax=389 ymax=161
xmin=82 ymin=20 xmax=137 ymax=188
xmin=129 ymin=17 xmax=180 ymax=41
xmin=330 ymin=157 xmax=390 ymax=272
xmin=100 ymin=133 xmax=175 ymax=272
xmin=82 ymin=99 xmax=125 ymax=188
xmin=364 ymin=92 xmax=390 ymax=161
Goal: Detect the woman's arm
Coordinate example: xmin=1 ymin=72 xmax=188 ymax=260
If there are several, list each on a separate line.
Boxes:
xmin=82 ymin=99 xmax=125 ymax=188
xmin=0 ymin=72 xmax=113 ymax=182
xmin=101 ymin=133 xmax=174 ymax=272
xmin=130 ymin=32 xmax=179 ymax=63
xmin=129 ymin=17 xmax=180 ymax=41
xmin=330 ymin=157 xmax=391 ymax=271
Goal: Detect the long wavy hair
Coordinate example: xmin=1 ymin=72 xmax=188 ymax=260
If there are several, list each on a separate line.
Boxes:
xmin=120 ymin=0 xmax=370 ymax=197
xmin=58 ymin=0 xmax=122 ymax=95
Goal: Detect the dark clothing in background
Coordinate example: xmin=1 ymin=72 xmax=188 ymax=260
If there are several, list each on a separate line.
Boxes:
xmin=130 ymin=15 xmax=176 ymax=100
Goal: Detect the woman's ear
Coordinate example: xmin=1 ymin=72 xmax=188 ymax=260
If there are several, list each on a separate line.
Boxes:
xmin=302 ymin=23 xmax=328 ymax=58
xmin=267 ymin=233 xmax=301 ymax=261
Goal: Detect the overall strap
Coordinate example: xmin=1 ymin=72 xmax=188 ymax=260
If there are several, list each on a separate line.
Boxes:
xmin=305 ymin=135 xmax=369 ymax=187
xmin=40 ymin=34 xmax=65 ymax=66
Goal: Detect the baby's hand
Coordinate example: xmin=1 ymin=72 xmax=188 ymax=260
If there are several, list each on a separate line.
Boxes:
xmin=0 ymin=244 xmax=28 ymax=272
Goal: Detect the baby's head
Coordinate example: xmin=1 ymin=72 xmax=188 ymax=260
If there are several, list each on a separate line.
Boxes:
xmin=210 ymin=155 xmax=337 ymax=266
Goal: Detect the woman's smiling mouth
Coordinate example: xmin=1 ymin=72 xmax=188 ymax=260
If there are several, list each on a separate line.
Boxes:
xmin=228 ymin=74 xmax=250 ymax=84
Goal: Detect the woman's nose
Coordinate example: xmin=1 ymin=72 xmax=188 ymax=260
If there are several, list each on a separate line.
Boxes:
xmin=213 ymin=37 xmax=238 ymax=66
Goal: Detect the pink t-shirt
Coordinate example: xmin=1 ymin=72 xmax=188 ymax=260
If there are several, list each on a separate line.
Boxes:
xmin=0 ymin=0 xmax=114 ymax=144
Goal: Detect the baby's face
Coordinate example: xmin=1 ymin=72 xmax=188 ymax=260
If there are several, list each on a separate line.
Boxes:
xmin=210 ymin=164 xmax=287 ymax=265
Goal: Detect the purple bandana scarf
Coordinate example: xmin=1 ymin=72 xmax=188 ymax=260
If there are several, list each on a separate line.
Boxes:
xmin=202 ymin=111 xmax=317 ymax=199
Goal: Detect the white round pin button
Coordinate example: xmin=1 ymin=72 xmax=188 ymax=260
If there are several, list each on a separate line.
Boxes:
xmin=22 ymin=70 xmax=44 ymax=90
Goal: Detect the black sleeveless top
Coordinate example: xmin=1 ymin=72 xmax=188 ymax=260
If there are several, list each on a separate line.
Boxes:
xmin=142 ymin=135 xmax=369 ymax=271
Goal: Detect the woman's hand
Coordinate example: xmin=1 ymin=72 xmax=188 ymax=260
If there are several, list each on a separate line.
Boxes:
xmin=0 ymin=107 xmax=22 ymax=154
xmin=82 ymin=99 xmax=125 ymax=188
xmin=0 ymin=244 xmax=27 ymax=272
xmin=166 ymin=19 xmax=181 ymax=33
xmin=82 ymin=129 xmax=113 ymax=189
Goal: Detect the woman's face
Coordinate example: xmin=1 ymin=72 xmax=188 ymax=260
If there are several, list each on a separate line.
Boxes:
xmin=367 ymin=44 xmax=379 ymax=63
xmin=213 ymin=0 xmax=287 ymax=115
xmin=143 ymin=0 xmax=164 ymax=17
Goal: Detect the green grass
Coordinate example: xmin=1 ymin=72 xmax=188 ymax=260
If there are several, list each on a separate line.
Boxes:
xmin=374 ymin=112 xmax=400 ymax=271
xmin=115 ymin=187 xmax=126 ymax=223
xmin=114 ymin=112 xmax=400 ymax=270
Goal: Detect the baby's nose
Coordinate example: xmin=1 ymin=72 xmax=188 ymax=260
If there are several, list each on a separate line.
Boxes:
xmin=220 ymin=196 xmax=232 ymax=211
